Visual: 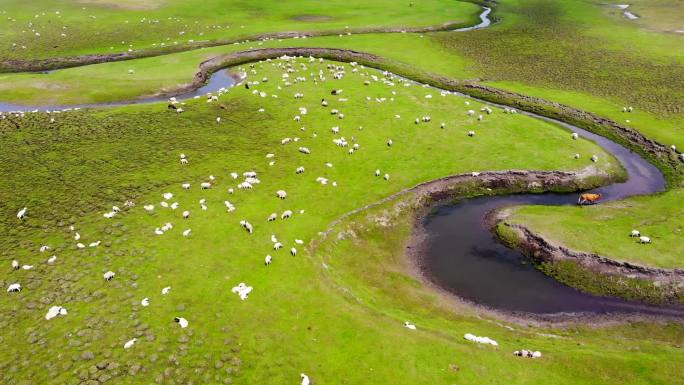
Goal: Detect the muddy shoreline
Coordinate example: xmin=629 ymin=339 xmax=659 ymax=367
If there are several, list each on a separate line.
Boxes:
xmin=490 ymin=211 xmax=684 ymax=300
xmin=400 ymin=173 xmax=684 ymax=325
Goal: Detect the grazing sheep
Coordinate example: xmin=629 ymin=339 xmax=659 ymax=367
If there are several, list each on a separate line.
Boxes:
xmin=174 ymin=317 xmax=189 ymax=328
xmin=404 ymin=321 xmax=417 ymax=330
xmin=273 ymin=242 xmax=283 ymax=250
xmin=104 ymin=271 xmax=116 ymax=281
xmin=571 ymin=132 xmax=579 ymax=140
xmin=630 ymin=230 xmax=640 ymax=237
xmin=201 ymin=182 xmax=212 ymax=189
xmin=591 ymin=155 xmax=598 ymax=162
xmin=141 ymin=298 xmax=149 ymax=307
xmin=384 ymin=174 xmax=390 ymax=181
xmin=12 ymin=260 xmax=19 ymax=270
xmin=295 ymin=239 xmax=304 ymax=245
xmin=163 ymin=192 xmax=173 ymax=200
xmin=387 ymin=139 xmax=393 ymax=147
xmin=282 ymin=210 xmax=293 ymax=219
xmin=162 ymin=286 xmax=171 ymax=295
xmin=440 ymin=122 xmax=446 ymax=128
xmin=514 ymin=350 xmax=542 ymax=358
xmin=467 ymin=131 xmax=475 ymax=137
xmin=182 ymin=183 xmax=191 ymax=190
xmin=639 ymin=236 xmax=651 ymax=244
xmin=296 ymin=166 xmax=305 ymax=174
xmin=301 ymin=373 xmax=310 ymax=385
xmin=231 ymin=283 xmax=253 ymax=300
xmin=574 ymin=154 xmax=580 ymax=159
xmin=124 ymin=338 xmax=138 ymax=349
xmin=182 ymin=229 xmax=192 ymax=237
xmin=276 ymin=190 xmax=287 ymax=199
xmin=331 ymin=89 xmax=343 ymax=95
xmin=45 ymin=306 xmax=67 ymax=320
xmin=7 ymin=283 xmax=21 ymax=293
xmin=267 ymin=213 xmax=277 ymax=222
xmin=180 ymin=158 xmax=189 ymax=165
xmin=21 ymin=265 xmax=33 ymax=270
xmin=183 ymin=210 xmax=190 ymax=219
xmin=464 ymin=333 xmax=498 ymax=346
xmin=291 ymin=247 xmax=297 ymax=256
xmin=74 ymin=232 xmax=80 ymax=241
xmin=240 ymin=220 xmax=254 ymax=234
xmin=39 ymin=245 xmax=50 ymax=252
xmin=76 ymin=243 xmax=86 ymax=249
xmin=144 ymin=205 xmax=155 ymax=212
xmin=265 ymin=255 xmax=272 ymax=265
xmin=17 ymin=207 xmax=27 ymax=219
xmin=47 ymin=255 xmax=57 ymax=264
xmin=299 ymin=147 xmax=311 ymax=154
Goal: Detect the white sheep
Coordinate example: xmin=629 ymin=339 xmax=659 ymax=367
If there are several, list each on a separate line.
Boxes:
xmin=464 ymin=333 xmax=498 ymax=346
xmin=104 ymin=271 xmax=115 ymax=281
xmin=141 ymin=298 xmax=150 ymax=307
xmin=162 ymin=286 xmax=171 ymax=295
xmin=265 ymin=255 xmax=272 ymax=265
xmin=387 ymin=139 xmax=393 ymax=147
xmin=45 ymin=306 xmax=67 ymax=320
xmin=468 ymin=131 xmax=475 ymax=137
xmin=273 ymin=242 xmax=283 ymax=250
xmin=384 ymin=174 xmax=390 ymax=181
xmin=591 ymin=155 xmax=598 ymax=162
xmin=7 ymin=283 xmax=21 ymax=293
xmin=182 ymin=183 xmax=191 ymax=189
xmin=163 ymin=192 xmax=173 ymax=200
xmin=174 ymin=317 xmax=189 ymax=328
xmin=276 ymin=190 xmax=287 ymax=199
xmin=144 ymin=204 xmax=155 ymax=212
xmin=301 ymin=373 xmax=310 ymax=385
xmin=183 ymin=210 xmax=190 ymax=219
xmin=12 ymin=260 xmax=19 ymax=270
xmin=201 ymin=182 xmax=212 ymax=189
xmin=182 ymin=229 xmax=192 ymax=237
xmin=296 ymin=166 xmax=305 ymax=174
xmin=17 ymin=207 xmax=27 ymax=219
xmin=404 ymin=321 xmax=417 ymax=330
xmin=291 ymin=247 xmax=297 ymax=256
xmin=282 ymin=210 xmax=293 ymax=219
xmin=124 ymin=338 xmax=137 ymax=349
xmin=639 ymin=236 xmax=651 ymax=244
xmin=231 ymin=283 xmax=253 ymax=300
xmin=267 ymin=213 xmax=277 ymax=222
xmin=571 ymin=132 xmax=579 ymax=140
xmin=630 ymin=230 xmax=640 ymax=237
xmin=47 ymin=255 xmax=57 ymax=264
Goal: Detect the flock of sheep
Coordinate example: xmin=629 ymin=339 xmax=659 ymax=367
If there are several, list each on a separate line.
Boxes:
xmin=3 ymin=55 xmax=579 ymax=382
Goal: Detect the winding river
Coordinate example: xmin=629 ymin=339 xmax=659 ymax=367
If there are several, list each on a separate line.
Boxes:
xmin=421 ymin=117 xmax=683 ymax=316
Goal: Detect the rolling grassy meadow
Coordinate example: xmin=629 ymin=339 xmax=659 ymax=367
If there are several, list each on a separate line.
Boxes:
xmin=1 ymin=0 xmax=683 ymax=384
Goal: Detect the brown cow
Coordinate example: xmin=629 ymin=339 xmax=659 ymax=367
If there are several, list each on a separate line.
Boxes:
xmin=578 ymin=193 xmax=602 ymax=205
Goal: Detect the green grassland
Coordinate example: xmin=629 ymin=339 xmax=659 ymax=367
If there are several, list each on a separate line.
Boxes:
xmin=0 ymin=58 xmax=632 ymax=385
xmin=504 ymin=189 xmax=684 ymax=269
xmin=1 ymin=0 xmax=684 ymax=384
xmin=595 ymin=0 xmax=684 ymax=34
xmin=0 ymin=0 xmax=481 ymax=60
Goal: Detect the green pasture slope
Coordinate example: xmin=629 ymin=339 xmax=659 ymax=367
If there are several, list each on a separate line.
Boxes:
xmin=0 ymin=57 xmax=662 ymax=385
xmin=1 ymin=0 xmax=683 ymax=384
xmin=0 ymin=0 xmax=481 ymax=60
